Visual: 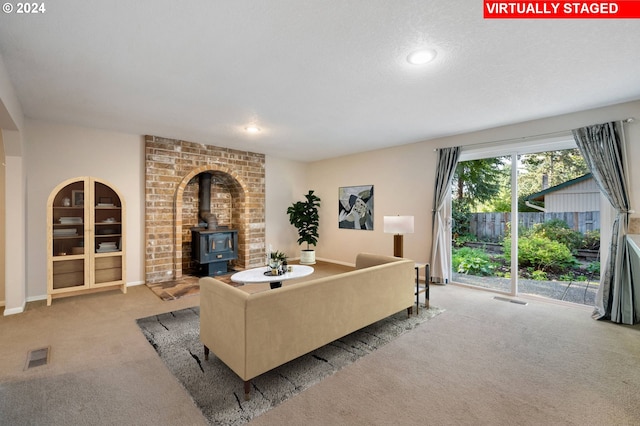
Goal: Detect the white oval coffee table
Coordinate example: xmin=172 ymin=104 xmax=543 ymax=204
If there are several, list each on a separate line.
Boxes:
xmin=231 ymin=265 xmax=314 ymax=289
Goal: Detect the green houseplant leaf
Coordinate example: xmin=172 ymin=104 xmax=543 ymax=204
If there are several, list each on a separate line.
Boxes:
xmin=287 ymin=190 xmax=321 ymax=250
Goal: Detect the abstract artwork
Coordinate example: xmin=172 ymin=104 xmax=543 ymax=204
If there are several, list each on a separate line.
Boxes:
xmin=338 ymin=185 xmax=374 ymax=230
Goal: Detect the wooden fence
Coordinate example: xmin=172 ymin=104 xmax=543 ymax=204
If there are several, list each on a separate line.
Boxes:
xmin=466 ymin=211 xmax=600 ymax=242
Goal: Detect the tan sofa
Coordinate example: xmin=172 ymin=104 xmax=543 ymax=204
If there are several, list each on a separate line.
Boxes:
xmin=199 ymin=253 xmax=415 ymax=399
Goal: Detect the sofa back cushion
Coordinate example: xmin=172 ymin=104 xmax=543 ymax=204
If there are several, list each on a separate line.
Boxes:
xmin=355 ymin=252 xmax=406 ymax=269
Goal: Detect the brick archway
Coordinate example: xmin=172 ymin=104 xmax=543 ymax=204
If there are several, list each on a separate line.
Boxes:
xmin=144 ymin=136 xmax=265 ymax=284
xmin=174 ymin=165 xmax=251 ymax=278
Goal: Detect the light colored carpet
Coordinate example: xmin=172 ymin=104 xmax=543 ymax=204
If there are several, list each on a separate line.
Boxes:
xmin=250 ymin=285 xmax=640 ymax=426
xmin=136 ymin=305 xmax=443 ymax=425
xmin=2 ymin=274 xmax=640 ymax=425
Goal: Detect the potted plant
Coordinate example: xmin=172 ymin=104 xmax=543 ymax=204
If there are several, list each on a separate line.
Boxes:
xmin=287 ymin=190 xmax=321 ymax=265
xmin=268 ymin=250 xmax=287 ymax=274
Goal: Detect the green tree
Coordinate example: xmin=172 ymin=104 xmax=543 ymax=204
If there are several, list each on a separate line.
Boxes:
xmin=478 ymin=162 xmax=512 ymax=212
xmin=453 ymin=158 xmax=508 ymax=210
xmin=452 ymin=157 xmax=509 ymax=244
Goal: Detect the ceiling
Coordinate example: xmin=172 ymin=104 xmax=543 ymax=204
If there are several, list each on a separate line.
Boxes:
xmin=1 ymin=1 xmax=639 ymax=162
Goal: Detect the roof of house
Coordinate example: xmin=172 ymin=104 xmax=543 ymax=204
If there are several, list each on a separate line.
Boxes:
xmin=527 ymin=173 xmax=594 ymax=202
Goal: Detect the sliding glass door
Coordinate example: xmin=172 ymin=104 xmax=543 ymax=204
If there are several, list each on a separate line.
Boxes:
xmin=451 ymin=139 xmax=601 ymax=305
xmin=451 ymin=154 xmax=513 ymax=293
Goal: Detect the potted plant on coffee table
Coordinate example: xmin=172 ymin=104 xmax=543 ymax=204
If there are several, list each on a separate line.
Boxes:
xmin=268 ymin=250 xmax=287 ymax=275
xmin=287 ymin=190 xmax=321 ymax=265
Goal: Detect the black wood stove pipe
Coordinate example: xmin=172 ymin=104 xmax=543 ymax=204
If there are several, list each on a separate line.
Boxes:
xmin=198 ymin=172 xmax=212 ymax=224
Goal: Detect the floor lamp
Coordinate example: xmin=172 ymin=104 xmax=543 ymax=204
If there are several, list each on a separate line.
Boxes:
xmin=383 ymin=216 xmax=414 ymax=257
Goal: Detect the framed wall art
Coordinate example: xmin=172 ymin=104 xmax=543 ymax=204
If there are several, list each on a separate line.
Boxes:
xmin=338 ymin=185 xmax=374 ymax=230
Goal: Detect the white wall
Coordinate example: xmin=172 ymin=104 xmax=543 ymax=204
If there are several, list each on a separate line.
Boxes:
xmin=309 ymin=142 xmax=434 ymax=265
xmin=0 ymin=51 xmax=27 ymax=314
xmin=0 ymin=53 xmax=23 ymax=132
xmin=4 ymin=152 xmax=25 ymax=313
xmin=25 ymin=120 xmax=145 ymax=299
xmin=264 ymin=155 xmax=308 ymax=259
xmin=309 ymin=100 xmax=640 ymax=266
xmin=0 ymin=132 xmax=4 ymax=305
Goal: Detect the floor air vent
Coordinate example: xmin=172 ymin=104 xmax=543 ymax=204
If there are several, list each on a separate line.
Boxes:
xmin=494 ymin=296 xmax=528 ymax=306
xmin=25 ymin=347 xmax=50 ymax=370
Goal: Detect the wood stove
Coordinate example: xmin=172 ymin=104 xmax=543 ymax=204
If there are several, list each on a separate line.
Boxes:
xmin=191 ymin=228 xmax=238 ymax=276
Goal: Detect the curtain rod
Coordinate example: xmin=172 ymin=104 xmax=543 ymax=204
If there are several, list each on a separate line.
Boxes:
xmin=434 ymin=117 xmax=635 ymax=152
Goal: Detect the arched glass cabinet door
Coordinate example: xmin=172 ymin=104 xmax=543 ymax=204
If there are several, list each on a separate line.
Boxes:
xmin=47 ymin=176 xmax=126 ymax=306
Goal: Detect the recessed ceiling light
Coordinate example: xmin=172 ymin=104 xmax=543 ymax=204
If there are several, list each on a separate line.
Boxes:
xmin=245 ymin=126 xmax=261 ymax=133
xmin=407 ymin=49 xmax=437 ymax=65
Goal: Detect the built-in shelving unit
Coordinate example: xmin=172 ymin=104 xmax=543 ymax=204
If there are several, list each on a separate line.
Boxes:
xmin=47 ymin=177 xmax=126 ymax=305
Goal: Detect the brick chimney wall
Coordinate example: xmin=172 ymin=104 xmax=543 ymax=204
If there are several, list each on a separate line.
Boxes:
xmin=145 ymin=135 xmax=265 ymax=284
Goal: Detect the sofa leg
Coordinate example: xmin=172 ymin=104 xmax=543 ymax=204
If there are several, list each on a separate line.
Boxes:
xmin=407 ymin=307 xmax=413 ymax=317
xmin=244 ymin=381 xmax=251 ymax=400
xmin=204 ymin=345 xmax=209 ymax=361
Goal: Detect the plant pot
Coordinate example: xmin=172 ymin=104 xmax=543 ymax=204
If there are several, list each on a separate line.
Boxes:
xmin=300 ymin=249 xmax=316 ymax=265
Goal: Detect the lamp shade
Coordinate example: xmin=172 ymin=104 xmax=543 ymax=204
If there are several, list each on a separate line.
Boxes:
xmin=383 ymin=216 xmax=414 ymax=234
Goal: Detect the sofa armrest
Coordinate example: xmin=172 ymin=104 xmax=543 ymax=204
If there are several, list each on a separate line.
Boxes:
xmin=199 ymin=277 xmax=250 ymax=379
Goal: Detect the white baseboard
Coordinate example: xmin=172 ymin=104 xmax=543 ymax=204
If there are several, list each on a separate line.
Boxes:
xmin=19 ymin=281 xmax=145 ymax=311
xmin=3 ymin=301 xmax=26 ymax=316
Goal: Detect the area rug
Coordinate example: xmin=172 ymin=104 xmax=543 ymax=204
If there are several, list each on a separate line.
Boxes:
xmin=136 ymin=304 xmax=444 ymax=425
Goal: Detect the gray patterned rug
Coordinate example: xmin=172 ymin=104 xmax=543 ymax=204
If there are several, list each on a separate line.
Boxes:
xmin=136 ymin=305 xmax=444 ymax=425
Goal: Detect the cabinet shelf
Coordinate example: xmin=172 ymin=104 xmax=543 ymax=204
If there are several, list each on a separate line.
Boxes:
xmin=47 ymin=177 xmax=127 ymax=306
xmin=95 ymin=251 xmax=123 ymax=257
xmin=52 ymin=254 xmax=85 ymax=261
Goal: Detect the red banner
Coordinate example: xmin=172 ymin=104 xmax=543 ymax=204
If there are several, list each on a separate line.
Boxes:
xmin=484 ymin=1 xmax=640 ymax=18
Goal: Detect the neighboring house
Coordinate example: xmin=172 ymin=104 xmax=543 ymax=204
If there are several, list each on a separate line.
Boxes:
xmin=526 ymin=173 xmax=600 ymax=213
